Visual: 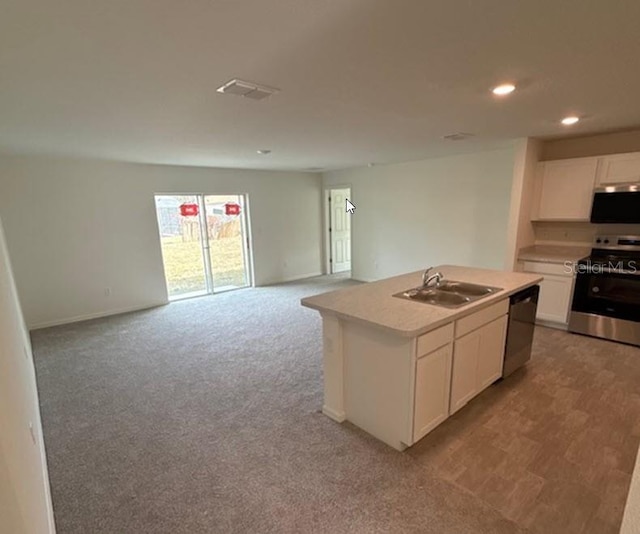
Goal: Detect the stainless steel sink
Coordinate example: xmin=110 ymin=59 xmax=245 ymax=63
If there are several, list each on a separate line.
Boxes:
xmin=436 ymin=280 xmax=502 ymax=297
xmin=393 ymin=280 xmax=503 ymax=309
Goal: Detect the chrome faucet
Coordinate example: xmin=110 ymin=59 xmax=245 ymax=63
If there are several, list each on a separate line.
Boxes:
xmin=422 ymin=267 xmax=443 ymax=288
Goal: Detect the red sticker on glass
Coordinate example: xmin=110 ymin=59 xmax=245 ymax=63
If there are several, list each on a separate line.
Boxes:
xmin=225 ymin=203 xmax=241 ymax=216
xmin=180 ymin=203 xmax=199 ymax=216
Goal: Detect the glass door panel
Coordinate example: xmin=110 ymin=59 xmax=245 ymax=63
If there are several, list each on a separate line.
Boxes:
xmin=155 ymin=195 xmax=208 ymax=299
xmin=204 ymin=195 xmax=249 ymax=292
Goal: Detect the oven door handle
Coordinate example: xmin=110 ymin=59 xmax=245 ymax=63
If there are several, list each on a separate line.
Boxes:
xmin=579 ymin=266 xmax=640 ymax=276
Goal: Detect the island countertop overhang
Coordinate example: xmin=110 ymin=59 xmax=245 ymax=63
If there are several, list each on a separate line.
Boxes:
xmin=301 ymin=265 xmax=543 ymax=338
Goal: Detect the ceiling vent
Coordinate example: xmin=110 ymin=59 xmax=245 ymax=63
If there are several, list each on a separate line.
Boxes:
xmin=442 ymin=132 xmax=474 ymax=141
xmin=216 ymin=79 xmax=280 ymax=100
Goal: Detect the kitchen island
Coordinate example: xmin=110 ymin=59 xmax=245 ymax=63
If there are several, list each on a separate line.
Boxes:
xmin=301 ymin=265 xmax=542 ymax=450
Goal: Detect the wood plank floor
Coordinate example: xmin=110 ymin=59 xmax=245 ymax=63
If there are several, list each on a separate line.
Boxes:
xmin=408 ymin=326 xmax=640 ymax=534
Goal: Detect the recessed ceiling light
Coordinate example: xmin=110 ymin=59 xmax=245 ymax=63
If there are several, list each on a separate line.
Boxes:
xmin=257 ymin=149 xmax=271 ymax=155
xmin=492 ymin=84 xmax=516 ymax=96
xmin=561 ymin=116 xmax=580 ymax=126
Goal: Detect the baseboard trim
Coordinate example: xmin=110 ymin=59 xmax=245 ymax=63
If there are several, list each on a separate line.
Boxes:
xmin=258 ymin=271 xmax=323 ymax=286
xmin=535 ymin=319 xmax=568 ymax=331
xmin=322 ymin=405 xmax=346 ymax=423
xmin=28 ymin=301 xmax=168 ymax=331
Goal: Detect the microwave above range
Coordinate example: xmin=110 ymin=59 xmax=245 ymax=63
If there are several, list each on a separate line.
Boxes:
xmin=590 ymin=182 xmax=640 ymax=224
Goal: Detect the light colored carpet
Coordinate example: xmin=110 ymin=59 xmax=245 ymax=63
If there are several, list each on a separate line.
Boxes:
xmin=32 ymin=276 xmax=526 ymax=533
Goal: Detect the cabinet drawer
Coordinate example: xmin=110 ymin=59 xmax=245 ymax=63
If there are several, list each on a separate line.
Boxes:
xmin=455 ymin=299 xmax=508 ymax=338
xmin=417 ymin=323 xmax=454 ymax=357
xmin=523 ymin=261 xmax=573 ymax=277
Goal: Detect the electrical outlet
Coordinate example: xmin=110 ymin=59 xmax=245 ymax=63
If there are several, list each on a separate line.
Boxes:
xmin=104 ymin=287 xmax=112 ymax=297
xmin=29 ymin=422 xmax=36 ymax=445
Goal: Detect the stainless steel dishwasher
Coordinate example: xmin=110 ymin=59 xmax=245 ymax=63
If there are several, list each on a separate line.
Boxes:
xmin=502 ymin=285 xmax=540 ymax=378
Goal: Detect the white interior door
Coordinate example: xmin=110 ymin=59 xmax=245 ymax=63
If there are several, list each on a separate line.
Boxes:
xmin=329 ymin=188 xmax=351 ymax=273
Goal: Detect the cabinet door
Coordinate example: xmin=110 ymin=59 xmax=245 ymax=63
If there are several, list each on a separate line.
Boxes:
xmin=597 ymin=153 xmax=640 ymax=185
xmin=537 ymin=159 xmax=597 ymax=220
xmin=413 ymin=344 xmax=452 ymax=442
xmin=536 ymin=274 xmax=574 ymax=324
xmin=476 ymin=315 xmax=508 ymax=391
xmin=450 ymin=331 xmax=480 ymax=414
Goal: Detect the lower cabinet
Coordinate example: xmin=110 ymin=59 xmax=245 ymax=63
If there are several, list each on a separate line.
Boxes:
xmin=536 ymin=274 xmax=573 ymax=324
xmin=450 ymin=314 xmax=508 ymax=414
xmin=337 ymin=297 xmax=515 ymax=450
xmin=523 ymin=261 xmax=575 ymax=326
xmin=413 ymin=343 xmax=453 ymax=443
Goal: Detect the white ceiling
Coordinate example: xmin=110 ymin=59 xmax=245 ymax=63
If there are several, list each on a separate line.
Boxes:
xmin=2 ymin=0 xmax=640 ymax=171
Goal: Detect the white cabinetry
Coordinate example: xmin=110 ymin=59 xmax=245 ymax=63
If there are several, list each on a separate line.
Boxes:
xmin=596 ymin=152 xmax=640 ymax=185
xmin=523 ymin=261 xmax=575 ymax=326
xmin=413 ymin=343 xmax=453 ymax=442
xmin=450 ymin=329 xmax=481 ymax=413
xmin=449 ymin=300 xmax=509 ymax=414
xmin=328 ymin=297 xmax=512 ymax=450
xmin=450 ymin=314 xmax=508 ymax=414
xmin=476 ymin=315 xmax=509 ymax=390
xmin=533 ymin=158 xmax=598 ymax=221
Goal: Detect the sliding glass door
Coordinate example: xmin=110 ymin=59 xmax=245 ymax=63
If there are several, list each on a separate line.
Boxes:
xmin=154 ymin=194 xmax=251 ymax=300
xmin=204 ymin=195 xmax=250 ymax=291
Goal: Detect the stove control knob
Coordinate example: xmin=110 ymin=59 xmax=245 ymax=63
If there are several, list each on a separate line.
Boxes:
xmin=596 ymin=239 xmax=602 ymax=243
xmin=604 ymin=239 xmax=610 ymax=244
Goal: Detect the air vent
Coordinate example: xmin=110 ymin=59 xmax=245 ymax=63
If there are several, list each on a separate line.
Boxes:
xmin=216 ymin=79 xmax=280 ymax=100
xmin=442 ymin=132 xmax=474 ymax=141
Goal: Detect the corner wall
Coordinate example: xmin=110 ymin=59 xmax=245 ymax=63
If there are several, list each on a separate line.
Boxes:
xmin=0 ymin=155 xmax=323 ymax=328
xmin=541 ymin=128 xmax=640 ymax=160
xmin=622 ymin=448 xmax=640 ymax=534
xmin=504 ymin=138 xmax=541 ymax=270
xmin=322 ymin=147 xmax=517 ymax=281
xmin=0 ymin=214 xmax=55 ymax=533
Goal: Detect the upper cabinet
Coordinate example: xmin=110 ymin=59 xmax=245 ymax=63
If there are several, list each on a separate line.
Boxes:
xmin=533 ymin=158 xmax=598 ymax=221
xmin=596 ymin=152 xmax=640 ymax=185
xmin=531 ymin=151 xmax=640 ymax=222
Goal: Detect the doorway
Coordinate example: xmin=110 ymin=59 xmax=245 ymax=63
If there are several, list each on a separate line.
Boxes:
xmin=327 ymin=187 xmax=352 ymax=274
xmin=154 ymin=194 xmax=251 ymax=300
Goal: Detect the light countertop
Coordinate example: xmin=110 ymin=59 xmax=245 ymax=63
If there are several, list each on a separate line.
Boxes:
xmin=301 ymin=265 xmax=542 ymax=338
xmin=518 ymin=245 xmax=590 ymax=264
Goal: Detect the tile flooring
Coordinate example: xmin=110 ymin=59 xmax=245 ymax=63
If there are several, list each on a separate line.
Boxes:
xmin=408 ymin=326 xmax=640 ymax=533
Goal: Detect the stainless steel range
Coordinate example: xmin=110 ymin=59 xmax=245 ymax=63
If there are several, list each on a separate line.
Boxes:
xmin=568 ymin=235 xmax=640 ymax=346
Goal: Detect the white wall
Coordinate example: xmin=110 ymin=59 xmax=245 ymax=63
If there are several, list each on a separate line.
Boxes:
xmin=542 ymin=128 xmax=640 ymax=160
xmin=323 ymin=147 xmax=516 ymax=281
xmin=0 ymin=155 xmax=322 ymax=328
xmin=622 ymin=448 xmax=640 ymax=534
xmin=504 ymin=138 xmax=541 ymax=271
xmin=0 ymin=214 xmax=56 ymax=533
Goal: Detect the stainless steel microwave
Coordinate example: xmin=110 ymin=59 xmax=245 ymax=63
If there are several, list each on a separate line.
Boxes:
xmin=590 ymin=183 xmax=640 ymax=224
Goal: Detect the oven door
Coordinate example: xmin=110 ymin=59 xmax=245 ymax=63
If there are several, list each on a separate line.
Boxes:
xmin=571 ymin=267 xmax=640 ymax=322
